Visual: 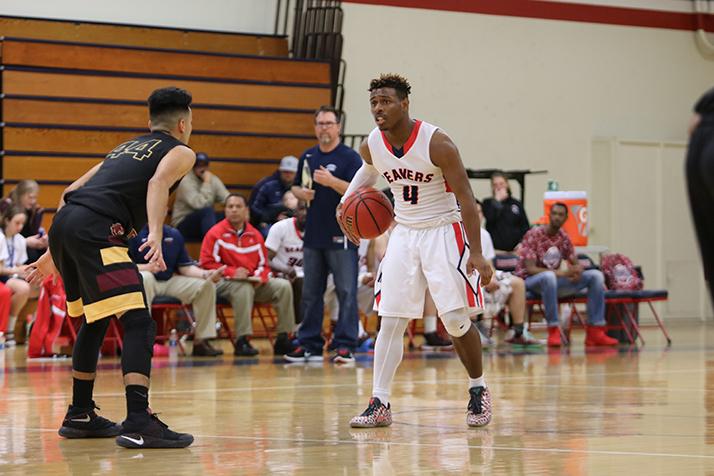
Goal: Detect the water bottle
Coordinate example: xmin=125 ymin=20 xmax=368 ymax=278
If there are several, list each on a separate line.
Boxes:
xmin=169 ymin=329 xmax=178 ymax=347
xmin=0 ymin=332 xmax=5 ymax=350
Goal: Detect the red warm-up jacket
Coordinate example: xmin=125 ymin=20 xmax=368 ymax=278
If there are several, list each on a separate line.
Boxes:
xmin=199 ymin=219 xmax=270 ymax=283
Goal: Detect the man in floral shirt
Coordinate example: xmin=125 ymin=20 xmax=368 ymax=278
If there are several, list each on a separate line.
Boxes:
xmin=516 ymin=202 xmax=617 ymax=347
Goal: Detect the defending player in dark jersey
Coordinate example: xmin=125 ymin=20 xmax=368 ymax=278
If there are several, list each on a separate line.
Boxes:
xmin=28 ymin=87 xmax=197 ymax=449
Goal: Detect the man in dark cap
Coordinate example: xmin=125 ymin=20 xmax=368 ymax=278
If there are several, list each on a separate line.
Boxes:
xmin=687 ymin=87 xmax=714 ymax=303
xmin=171 ymin=152 xmax=230 ymax=240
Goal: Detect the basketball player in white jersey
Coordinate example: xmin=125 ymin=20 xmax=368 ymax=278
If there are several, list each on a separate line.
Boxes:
xmin=266 ymin=200 xmax=307 ymax=328
xmin=338 ymin=74 xmax=494 ymax=428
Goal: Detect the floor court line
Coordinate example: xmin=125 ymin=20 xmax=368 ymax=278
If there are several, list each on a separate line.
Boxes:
xmin=3 ymin=427 xmax=713 ymax=461
xmin=4 ymin=367 xmax=710 ymax=403
xmin=192 ymin=434 xmax=714 ymax=460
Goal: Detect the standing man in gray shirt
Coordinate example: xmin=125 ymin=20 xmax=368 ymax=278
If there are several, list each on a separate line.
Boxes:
xmin=171 ymin=152 xmax=230 ymax=240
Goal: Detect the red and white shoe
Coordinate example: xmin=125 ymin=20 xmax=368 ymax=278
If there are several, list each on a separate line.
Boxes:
xmin=467 ymin=386 xmax=492 ymax=427
xmin=349 ymin=397 xmax=392 ymax=428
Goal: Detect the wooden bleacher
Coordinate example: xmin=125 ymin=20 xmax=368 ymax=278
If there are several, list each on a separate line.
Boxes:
xmin=0 ymin=15 xmax=289 ymax=56
xmin=0 ymin=29 xmax=331 ymax=240
xmin=0 ymin=37 xmax=328 ymax=83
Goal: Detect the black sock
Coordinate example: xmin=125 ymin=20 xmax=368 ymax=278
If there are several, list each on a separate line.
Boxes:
xmin=125 ymin=385 xmax=149 ymax=415
xmin=513 ymin=323 xmax=524 ymax=337
xmin=72 ymin=378 xmax=95 ymax=410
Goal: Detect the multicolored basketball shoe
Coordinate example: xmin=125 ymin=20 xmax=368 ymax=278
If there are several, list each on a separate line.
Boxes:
xmin=349 ymin=397 xmax=392 ymax=428
xmin=466 ymin=386 xmax=492 ymax=427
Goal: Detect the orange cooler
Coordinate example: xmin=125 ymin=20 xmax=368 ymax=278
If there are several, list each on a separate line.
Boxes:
xmin=543 ymin=191 xmax=588 ymax=246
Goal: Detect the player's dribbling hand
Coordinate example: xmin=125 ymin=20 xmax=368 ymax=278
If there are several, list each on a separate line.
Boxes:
xmin=139 ymin=233 xmax=167 ymax=272
xmin=336 ymin=203 xmax=360 ymax=246
xmin=468 ymin=253 xmax=493 ymax=286
xmin=26 ymin=250 xmax=58 ymax=287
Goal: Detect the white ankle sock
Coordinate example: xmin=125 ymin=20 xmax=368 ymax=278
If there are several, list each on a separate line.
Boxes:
xmin=372 ymin=316 xmax=410 ymax=406
xmin=469 ymin=375 xmax=486 ymax=389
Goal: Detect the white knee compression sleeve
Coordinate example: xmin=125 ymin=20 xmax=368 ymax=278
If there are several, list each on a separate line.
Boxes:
xmin=440 ymin=308 xmax=472 ymax=337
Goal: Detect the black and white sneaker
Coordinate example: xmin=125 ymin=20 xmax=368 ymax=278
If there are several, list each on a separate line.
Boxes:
xmin=58 ymin=403 xmax=122 ymax=438
xmin=116 ymin=411 xmax=194 ymax=449
xmin=331 ymin=348 xmax=355 ymax=364
xmin=283 ymin=346 xmax=323 ymax=363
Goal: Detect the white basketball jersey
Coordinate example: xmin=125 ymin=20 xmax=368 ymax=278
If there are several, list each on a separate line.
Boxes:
xmin=264 ymin=217 xmax=304 ymax=275
xmin=367 ymin=120 xmax=461 ymax=228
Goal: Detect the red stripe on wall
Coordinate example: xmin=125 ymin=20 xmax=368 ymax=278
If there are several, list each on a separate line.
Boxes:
xmin=343 ymin=0 xmax=714 ymax=33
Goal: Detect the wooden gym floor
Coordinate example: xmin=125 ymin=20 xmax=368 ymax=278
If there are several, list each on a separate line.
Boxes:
xmin=1 ymin=322 xmax=713 ymax=475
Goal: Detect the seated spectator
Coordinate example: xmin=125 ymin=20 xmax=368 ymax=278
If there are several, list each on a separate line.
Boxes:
xmin=200 ymin=194 xmax=296 ymax=356
xmin=515 ymin=202 xmax=617 ymax=347
xmin=282 ymin=190 xmax=298 ymax=211
xmin=263 ymin=190 xmax=299 ymax=228
xmin=129 ymin=224 xmax=225 ymax=357
xmin=249 ymin=156 xmax=299 ymax=235
xmin=0 ymin=180 xmax=48 ymax=264
xmin=0 ymin=205 xmax=40 ymax=343
xmin=476 ymin=201 xmax=542 ymax=346
xmin=482 ymin=172 xmax=530 ymax=252
xmin=265 ymin=200 xmax=307 ymax=324
xmin=171 ymin=152 xmax=229 ymax=240
xmin=426 ymin=200 xmax=542 ymax=349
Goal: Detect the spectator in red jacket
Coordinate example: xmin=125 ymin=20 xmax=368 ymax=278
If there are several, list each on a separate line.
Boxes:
xmin=200 ymin=194 xmax=296 ymax=356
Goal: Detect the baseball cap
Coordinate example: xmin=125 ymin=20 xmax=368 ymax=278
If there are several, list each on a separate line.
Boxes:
xmin=194 ymin=152 xmax=209 ymax=166
xmin=279 ymin=155 xmax=298 ymax=173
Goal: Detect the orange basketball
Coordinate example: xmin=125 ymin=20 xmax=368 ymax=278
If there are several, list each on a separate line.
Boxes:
xmin=341 ymin=187 xmax=394 ymax=239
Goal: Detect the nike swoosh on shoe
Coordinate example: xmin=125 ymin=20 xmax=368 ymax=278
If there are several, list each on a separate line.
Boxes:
xmin=120 ymin=435 xmax=144 ymax=446
xmin=70 ymin=415 xmax=91 ymax=423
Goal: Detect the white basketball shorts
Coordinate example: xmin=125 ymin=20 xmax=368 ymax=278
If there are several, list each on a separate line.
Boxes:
xmin=374 ymin=221 xmax=484 ymax=318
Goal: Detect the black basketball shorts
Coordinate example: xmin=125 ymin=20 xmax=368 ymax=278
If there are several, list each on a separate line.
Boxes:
xmin=49 ymin=204 xmax=146 ymax=323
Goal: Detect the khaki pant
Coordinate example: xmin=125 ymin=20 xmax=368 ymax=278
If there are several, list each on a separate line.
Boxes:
xmin=216 ymin=278 xmax=295 ymax=338
xmin=141 ymin=272 xmax=217 ymax=340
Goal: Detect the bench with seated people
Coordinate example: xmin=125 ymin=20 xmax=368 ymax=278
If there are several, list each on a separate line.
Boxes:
xmin=492 ymin=202 xmax=671 ymax=347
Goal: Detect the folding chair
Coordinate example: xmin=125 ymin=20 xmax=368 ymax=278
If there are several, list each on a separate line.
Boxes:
xmin=151 ymin=296 xmax=196 ymax=355
xmin=215 ymin=297 xmax=278 ymax=349
xmin=215 ymin=297 xmax=237 ymax=350
xmin=62 ymin=315 xmax=123 ymax=354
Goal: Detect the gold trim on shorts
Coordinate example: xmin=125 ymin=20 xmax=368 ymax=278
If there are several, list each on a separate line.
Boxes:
xmin=67 ymin=298 xmax=84 ymax=318
xmin=84 ymin=292 xmax=145 ymax=323
xmin=99 ymin=246 xmax=132 ymax=266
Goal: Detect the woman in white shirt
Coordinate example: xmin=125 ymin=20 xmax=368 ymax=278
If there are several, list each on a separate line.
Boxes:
xmin=0 ymin=205 xmax=39 ymax=338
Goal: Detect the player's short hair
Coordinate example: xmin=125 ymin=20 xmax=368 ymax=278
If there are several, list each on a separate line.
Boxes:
xmin=314 ymin=105 xmax=341 ymax=123
xmin=148 ymin=87 xmax=192 ymax=124
xmin=369 ymin=74 xmax=412 ymax=99
xmin=550 ymin=202 xmax=569 ymax=216
xmin=225 ymin=193 xmax=247 ymax=206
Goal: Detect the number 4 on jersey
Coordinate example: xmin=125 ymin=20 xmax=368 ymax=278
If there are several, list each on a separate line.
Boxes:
xmin=403 ymin=185 xmax=419 ymax=205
